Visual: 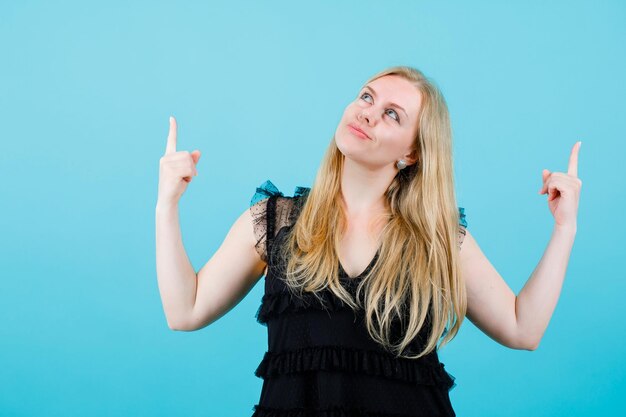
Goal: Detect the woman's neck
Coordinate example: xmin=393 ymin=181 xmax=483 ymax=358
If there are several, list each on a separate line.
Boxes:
xmin=340 ymin=157 xmax=395 ymax=218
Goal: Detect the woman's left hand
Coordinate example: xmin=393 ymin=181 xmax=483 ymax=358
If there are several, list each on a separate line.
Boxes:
xmin=539 ymin=141 xmax=583 ymax=230
xmin=538 ymin=141 xmax=583 ymax=230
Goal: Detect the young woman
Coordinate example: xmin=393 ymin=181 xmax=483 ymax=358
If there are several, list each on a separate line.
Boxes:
xmin=155 ymin=66 xmax=582 ymax=416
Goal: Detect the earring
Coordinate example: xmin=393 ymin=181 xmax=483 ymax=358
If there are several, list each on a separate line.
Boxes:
xmin=396 ymin=159 xmax=407 ymax=170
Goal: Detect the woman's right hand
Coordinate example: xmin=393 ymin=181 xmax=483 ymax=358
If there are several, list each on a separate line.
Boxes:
xmin=157 ymin=116 xmax=202 ymax=207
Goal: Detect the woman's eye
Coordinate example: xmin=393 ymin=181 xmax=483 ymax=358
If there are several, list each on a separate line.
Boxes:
xmin=386 ymin=109 xmax=399 ymax=122
xmin=360 ymin=92 xmax=372 ymax=102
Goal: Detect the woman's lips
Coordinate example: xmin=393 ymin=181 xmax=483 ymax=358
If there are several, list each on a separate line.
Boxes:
xmin=347 ymin=124 xmax=371 ymax=140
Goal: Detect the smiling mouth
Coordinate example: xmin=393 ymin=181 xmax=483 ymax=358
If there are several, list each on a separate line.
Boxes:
xmin=348 ymin=124 xmax=371 ymax=140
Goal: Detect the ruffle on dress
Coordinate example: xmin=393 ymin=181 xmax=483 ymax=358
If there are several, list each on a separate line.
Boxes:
xmin=255 ymin=287 xmax=354 ymax=326
xmin=250 ymin=179 xmax=311 ymax=206
xmin=458 ymin=207 xmax=467 ymax=229
xmin=254 ymin=345 xmax=456 ymax=391
xmin=253 ymin=290 xmax=457 ymax=392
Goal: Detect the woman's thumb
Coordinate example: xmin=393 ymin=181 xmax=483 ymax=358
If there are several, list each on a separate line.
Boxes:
xmin=191 ymin=150 xmax=201 ymax=165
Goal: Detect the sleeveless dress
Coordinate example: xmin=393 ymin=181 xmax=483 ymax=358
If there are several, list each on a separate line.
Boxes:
xmin=249 ymin=180 xmax=468 ymax=417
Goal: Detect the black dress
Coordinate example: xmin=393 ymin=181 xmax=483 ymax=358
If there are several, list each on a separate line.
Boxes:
xmin=249 ymin=180 xmax=468 ymax=417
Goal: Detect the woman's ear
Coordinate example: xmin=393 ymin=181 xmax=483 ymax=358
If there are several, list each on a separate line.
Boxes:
xmin=403 ymin=148 xmax=419 ymax=166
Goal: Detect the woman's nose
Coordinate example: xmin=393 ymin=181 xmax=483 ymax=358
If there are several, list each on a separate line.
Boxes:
xmin=358 ymin=111 xmax=373 ymax=124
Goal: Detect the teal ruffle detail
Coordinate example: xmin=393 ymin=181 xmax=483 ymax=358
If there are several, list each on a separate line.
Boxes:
xmin=458 ymin=207 xmax=468 ymax=228
xmin=250 ymin=179 xmax=311 ymax=206
xmin=251 ymin=180 xmax=466 ymax=230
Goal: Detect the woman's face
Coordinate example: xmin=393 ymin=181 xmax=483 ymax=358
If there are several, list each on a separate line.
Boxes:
xmin=335 ymin=74 xmax=422 ymax=169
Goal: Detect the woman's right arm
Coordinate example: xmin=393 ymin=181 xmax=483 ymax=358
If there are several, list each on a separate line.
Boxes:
xmin=156 ymin=203 xmax=266 ymax=331
xmin=155 ymin=116 xmax=266 ymax=331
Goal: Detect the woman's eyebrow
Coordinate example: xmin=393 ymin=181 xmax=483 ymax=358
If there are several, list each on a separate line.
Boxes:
xmin=363 ymin=85 xmax=408 ymax=119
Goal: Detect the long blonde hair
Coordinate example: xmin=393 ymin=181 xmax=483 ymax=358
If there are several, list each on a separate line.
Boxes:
xmin=280 ymin=66 xmax=466 ymax=359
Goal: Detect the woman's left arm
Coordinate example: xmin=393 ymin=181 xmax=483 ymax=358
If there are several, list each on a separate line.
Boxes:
xmin=517 ymin=141 xmax=582 ymax=348
xmin=461 ymin=141 xmax=582 ymax=350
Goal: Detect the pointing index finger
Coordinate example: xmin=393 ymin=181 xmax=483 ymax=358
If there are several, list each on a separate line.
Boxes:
xmin=165 ymin=116 xmax=177 ymax=155
xmin=567 ymin=141 xmax=581 ymax=177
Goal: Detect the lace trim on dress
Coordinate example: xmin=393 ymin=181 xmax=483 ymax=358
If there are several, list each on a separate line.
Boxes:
xmin=254 ymin=345 xmax=456 ymax=390
xmin=249 ymin=180 xmax=311 ymax=263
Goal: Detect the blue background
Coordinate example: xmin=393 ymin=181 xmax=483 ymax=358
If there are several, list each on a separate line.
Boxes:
xmin=1 ymin=1 xmax=624 ymax=416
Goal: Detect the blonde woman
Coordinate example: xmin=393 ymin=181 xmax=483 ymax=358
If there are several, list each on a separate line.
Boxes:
xmin=155 ymin=66 xmax=582 ymax=416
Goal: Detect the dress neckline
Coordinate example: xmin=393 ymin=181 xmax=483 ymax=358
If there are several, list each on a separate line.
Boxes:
xmin=338 ymin=249 xmax=380 ymax=280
